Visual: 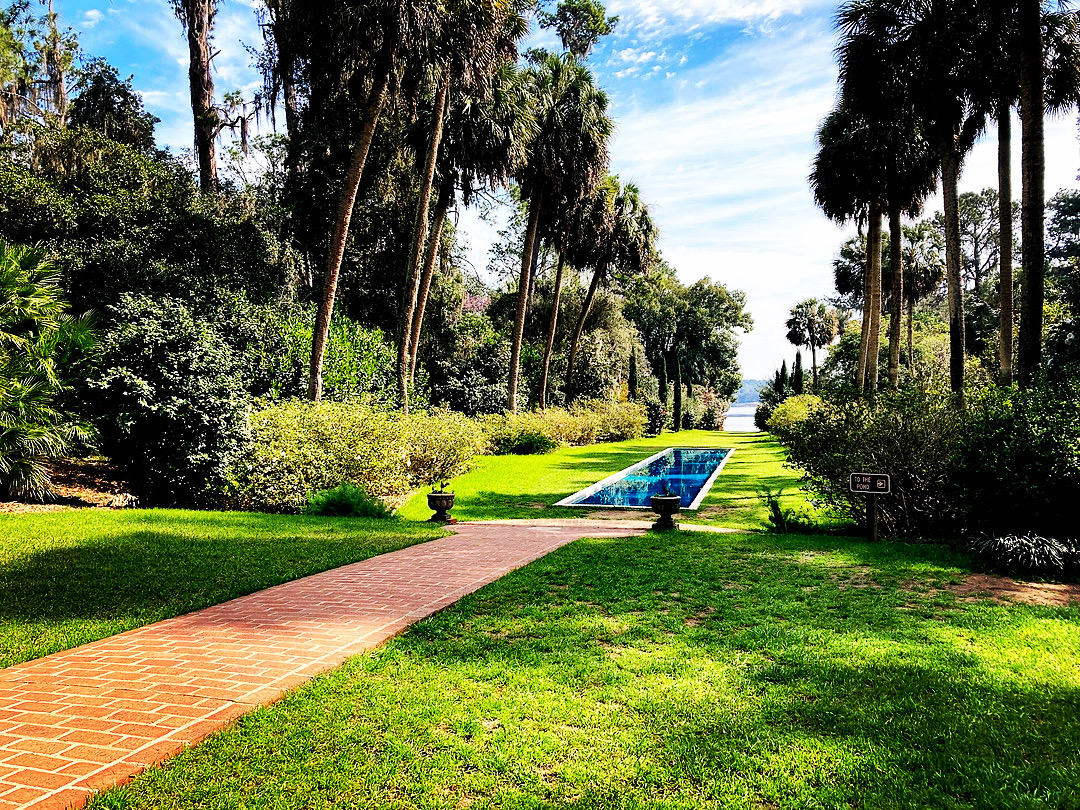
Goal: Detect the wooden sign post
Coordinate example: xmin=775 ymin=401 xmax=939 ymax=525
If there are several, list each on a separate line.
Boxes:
xmin=849 ymin=473 xmax=890 ymax=541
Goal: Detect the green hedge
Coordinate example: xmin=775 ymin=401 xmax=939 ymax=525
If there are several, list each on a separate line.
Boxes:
xmin=227 ymin=403 xmax=484 ymax=514
xmin=481 ymin=400 xmax=646 ymax=455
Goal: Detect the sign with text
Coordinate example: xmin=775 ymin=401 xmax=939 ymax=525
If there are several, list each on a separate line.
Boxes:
xmin=850 ymin=473 xmax=890 ymax=495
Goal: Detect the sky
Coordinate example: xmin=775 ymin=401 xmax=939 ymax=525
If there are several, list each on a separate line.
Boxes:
xmin=52 ymin=0 xmax=1080 ymax=379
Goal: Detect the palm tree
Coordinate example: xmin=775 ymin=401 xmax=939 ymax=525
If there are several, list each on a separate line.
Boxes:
xmin=810 ymin=103 xmax=884 ymax=394
xmin=507 ymin=51 xmax=612 ymax=412
xmin=894 ymin=0 xmax=991 ymax=396
xmin=836 ymin=0 xmax=940 ymax=392
xmin=785 ymin=299 xmax=837 ymax=387
xmin=408 ymin=62 xmax=536 ymax=385
xmin=977 ymin=3 xmax=1080 ymax=385
xmin=564 ymin=178 xmax=655 ymax=404
xmin=395 ymin=0 xmax=530 ymax=413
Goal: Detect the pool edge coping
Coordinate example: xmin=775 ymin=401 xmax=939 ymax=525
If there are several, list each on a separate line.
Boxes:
xmin=553 ymin=446 xmax=736 ymax=512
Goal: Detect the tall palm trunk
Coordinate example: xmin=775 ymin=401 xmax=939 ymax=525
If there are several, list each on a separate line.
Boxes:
xmin=179 ymin=0 xmax=218 ymax=192
xmin=941 ymin=144 xmax=966 ymax=397
xmin=671 ymin=348 xmax=682 ymax=432
xmin=1017 ymin=0 xmax=1045 ymax=388
xmin=539 ymin=241 xmax=567 ymax=409
xmin=856 ymin=214 xmax=875 ymax=393
xmin=907 ymin=289 xmax=914 ymax=372
xmin=564 ymin=260 xmax=606 ymax=404
xmin=998 ymin=102 xmax=1014 ymax=386
xmin=887 ymin=206 xmax=904 ymax=389
xmin=867 ymin=205 xmax=882 ymax=399
xmin=810 ymin=341 xmax=818 ymax=389
xmin=398 ymin=72 xmax=450 ymax=414
xmin=508 ymin=191 xmax=543 ymax=413
xmin=408 ymin=183 xmax=452 ymax=383
xmin=308 ymin=61 xmax=394 ymax=401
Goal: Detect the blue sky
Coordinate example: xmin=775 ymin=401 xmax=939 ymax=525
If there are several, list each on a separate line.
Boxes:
xmin=52 ymin=0 xmax=1080 ymax=378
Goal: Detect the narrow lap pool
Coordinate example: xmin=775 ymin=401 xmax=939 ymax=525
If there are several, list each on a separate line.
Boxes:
xmin=556 ymin=447 xmax=733 ymax=510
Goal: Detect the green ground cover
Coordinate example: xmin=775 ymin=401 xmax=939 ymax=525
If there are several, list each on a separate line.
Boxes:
xmin=0 ymin=511 xmax=443 ymax=668
xmin=398 ymin=430 xmax=816 ymax=531
xmin=91 ymin=529 xmax=1080 ymax=810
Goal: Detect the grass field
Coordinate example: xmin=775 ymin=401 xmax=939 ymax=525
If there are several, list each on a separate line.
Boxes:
xmin=0 ymin=510 xmax=444 ymax=668
xmin=89 ymin=528 xmax=1080 ymax=810
xmin=398 ymin=430 xmax=820 ymax=531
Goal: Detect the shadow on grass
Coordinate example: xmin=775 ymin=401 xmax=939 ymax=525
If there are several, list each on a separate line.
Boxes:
xmin=0 ymin=511 xmax=442 ymax=666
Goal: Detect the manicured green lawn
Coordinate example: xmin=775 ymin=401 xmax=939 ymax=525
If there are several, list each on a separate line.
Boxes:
xmin=399 ymin=430 xmax=819 ymax=531
xmin=91 ymin=529 xmax=1080 ymax=809
xmin=0 ymin=510 xmax=444 ymax=668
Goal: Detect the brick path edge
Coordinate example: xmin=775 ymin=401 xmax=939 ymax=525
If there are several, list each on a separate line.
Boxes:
xmin=0 ymin=520 xmax=645 ymax=810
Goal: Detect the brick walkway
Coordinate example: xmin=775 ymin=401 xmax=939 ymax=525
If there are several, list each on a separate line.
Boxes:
xmin=0 ymin=520 xmax=645 ymax=810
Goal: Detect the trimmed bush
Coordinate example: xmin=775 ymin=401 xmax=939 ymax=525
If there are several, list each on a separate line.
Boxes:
xmin=86 ymin=294 xmax=251 ymax=507
xmin=304 ymin=483 xmax=396 ymax=519
xmin=228 ymin=402 xmax=483 ymax=514
xmin=777 ymin=388 xmax=962 ymax=538
xmin=952 ymin=383 xmax=1080 ymax=539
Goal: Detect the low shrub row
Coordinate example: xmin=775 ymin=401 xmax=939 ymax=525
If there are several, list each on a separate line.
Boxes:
xmin=481 ymin=400 xmax=647 ymax=455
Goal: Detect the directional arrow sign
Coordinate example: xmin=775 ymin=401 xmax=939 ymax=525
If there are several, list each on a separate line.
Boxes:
xmin=849 ymin=473 xmax=890 ymax=495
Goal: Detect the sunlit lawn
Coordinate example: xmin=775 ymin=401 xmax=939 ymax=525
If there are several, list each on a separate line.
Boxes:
xmin=90 ymin=528 xmax=1080 ymax=809
xmin=398 ymin=430 xmax=822 ymax=531
xmin=0 ymin=510 xmax=444 ymax=668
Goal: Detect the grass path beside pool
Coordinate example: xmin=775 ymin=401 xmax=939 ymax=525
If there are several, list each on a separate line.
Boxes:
xmin=89 ymin=529 xmax=1080 ymax=810
xmin=399 ymin=430 xmax=821 ymax=531
xmin=0 ymin=510 xmax=444 ymax=669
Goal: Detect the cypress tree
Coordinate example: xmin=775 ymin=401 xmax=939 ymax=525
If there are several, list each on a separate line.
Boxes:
xmin=793 ymin=351 xmax=805 ymax=396
xmin=628 ymin=348 xmax=639 ymax=400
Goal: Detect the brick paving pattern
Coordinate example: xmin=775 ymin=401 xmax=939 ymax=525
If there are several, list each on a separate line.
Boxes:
xmin=0 ymin=520 xmax=644 ymax=810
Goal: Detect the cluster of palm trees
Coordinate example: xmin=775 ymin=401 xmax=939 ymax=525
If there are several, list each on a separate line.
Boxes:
xmin=218 ymin=0 xmax=660 ymax=413
xmin=811 ymin=0 xmax=1080 ymax=398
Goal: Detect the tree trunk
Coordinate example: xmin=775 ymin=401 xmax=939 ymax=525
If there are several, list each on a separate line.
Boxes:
xmin=887 ymin=206 xmax=904 ymax=389
xmin=907 ymin=291 xmax=914 ymax=372
xmin=409 ymin=183 xmax=452 ymax=383
xmin=539 ymin=241 xmax=567 ymax=409
xmin=1017 ymin=0 xmax=1045 ymax=388
xmin=179 ymin=0 xmax=219 ymax=192
xmin=398 ymin=72 xmax=450 ymax=415
xmin=810 ymin=342 xmax=818 ymax=389
xmin=657 ymin=352 xmax=668 ymax=411
xmin=308 ymin=62 xmax=393 ymax=401
xmin=564 ymin=260 xmax=605 ymax=405
xmin=671 ymin=348 xmax=682 ymax=432
xmin=856 ymin=216 xmax=874 ymax=393
xmin=508 ymin=191 xmax=543 ymax=413
xmin=942 ymin=145 xmax=966 ymax=396
xmin=998 ymin=103 xmax=1014 ymax=386
xmin=865 ymin=206 xmax=883 ymax=398
xmin=669 ymin=352 xmax=678 ymax=434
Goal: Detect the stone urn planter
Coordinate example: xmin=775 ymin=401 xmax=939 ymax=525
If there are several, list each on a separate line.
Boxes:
xmin=427 ymin=491 xmax=456 ymax=523
xmin=650 ymin=494 xmax=681 ymax=530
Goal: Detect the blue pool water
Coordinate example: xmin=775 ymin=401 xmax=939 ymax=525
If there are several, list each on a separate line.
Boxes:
xmin=557 ymin=447 xmax=732 ymax=510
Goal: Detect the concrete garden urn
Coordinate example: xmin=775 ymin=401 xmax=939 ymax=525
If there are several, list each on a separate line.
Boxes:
xmin=427 ymin=491 xmax=455 ymax=523
xmin=650 ymin=494 xmax=681 ymax=530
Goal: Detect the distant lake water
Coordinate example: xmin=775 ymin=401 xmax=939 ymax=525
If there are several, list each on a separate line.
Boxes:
xmin=724 ymin=402 xmax=758 ymax=432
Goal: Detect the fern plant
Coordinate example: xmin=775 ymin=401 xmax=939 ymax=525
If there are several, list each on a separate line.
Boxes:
xmin=0 ymin=241 xmax=94 ymax=501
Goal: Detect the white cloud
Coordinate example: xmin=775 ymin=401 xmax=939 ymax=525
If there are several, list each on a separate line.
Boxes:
xmin=606 ymin=0 xmax=836 ymax=38
xmin=81 ymin=8 xmax=103 ymax=28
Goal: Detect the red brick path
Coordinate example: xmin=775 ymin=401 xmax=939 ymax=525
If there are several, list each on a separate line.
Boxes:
xmin=0 ymin=520 xmax=644 ymax=810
